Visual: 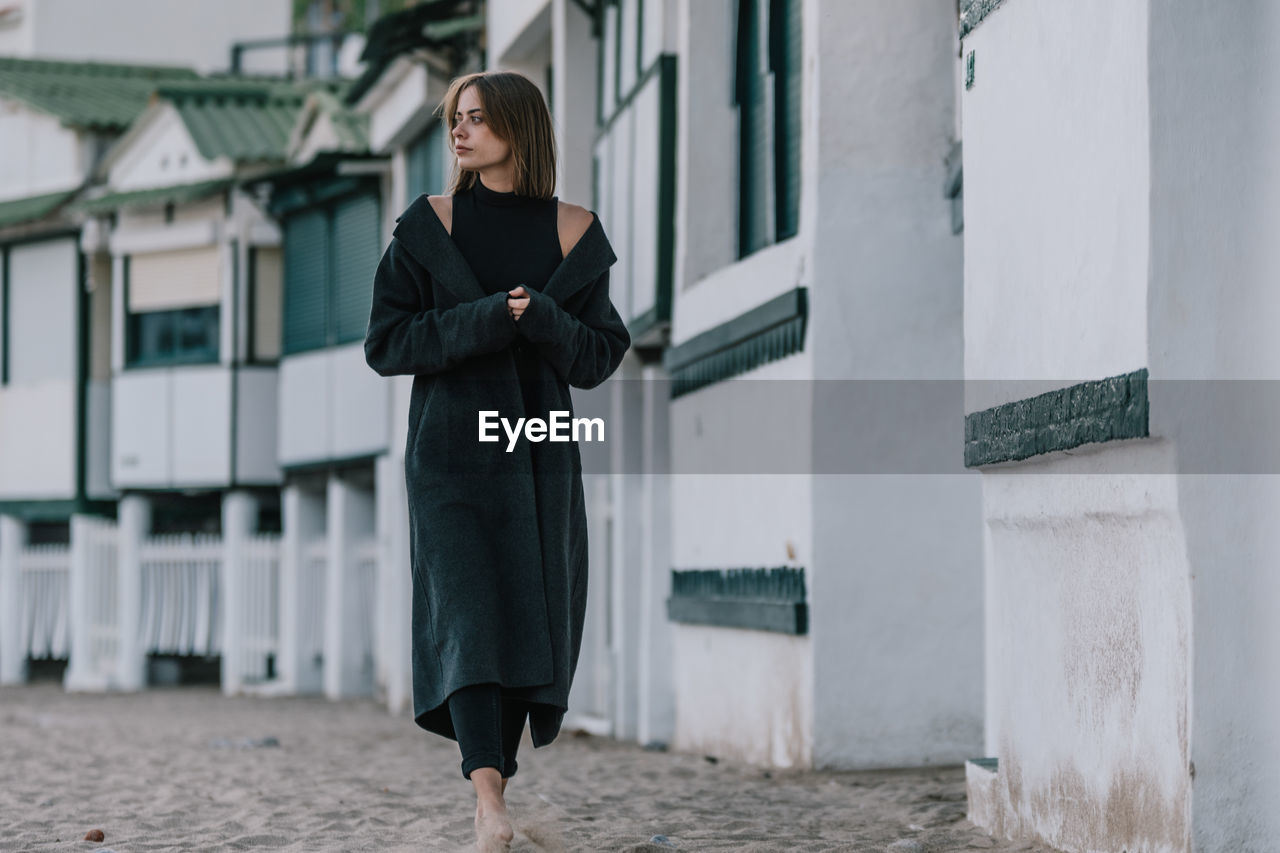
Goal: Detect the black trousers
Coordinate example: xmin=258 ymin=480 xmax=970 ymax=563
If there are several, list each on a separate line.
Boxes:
xmin=446 ymin=682 xmax=530 ymax=780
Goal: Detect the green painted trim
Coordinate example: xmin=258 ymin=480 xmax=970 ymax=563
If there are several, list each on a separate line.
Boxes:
xmin=229 ymin=237 xmax=240 ymax=488
xmin=75 ymin=179 xmax=232 ymax=215
xmin=0 ymin=498 xmax=116 ymax=522
xmin=75 ymin=250 xmax=88 ymax=506
xmin=1 ymin=245 xmax=8 ymax=386
xmin=960 ymin=0 xmax=1008 ymax=38
xmin=268 ymin=175 xmax=371 ymax=218
xmin=662 ymin=286 xmax=807 ymax=397
xmin=596 ymin=51 xmax=667 ymax=142
xmin=628 ymin=305 xmax=659 ymax=341
xmin=667 ymin=567 xmax=807 ymax=634
xmin=968 ymin=757 xmax=999 ymax=771
xmin=964 ymin=368 xmax=1150 ymax=467
xmin=613 ymin=0 xmax=622 ymax=115
xmin=636 ymin=0 xmax=644 ymax=80
xmin=655 ymin=53 xmax=676 ymax=329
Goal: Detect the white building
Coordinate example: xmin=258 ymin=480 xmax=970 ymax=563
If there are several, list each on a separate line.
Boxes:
xmin=961 ymin=0 xmax=1280 ymax=850
xmin=0 ymin=0 xmax=291 ymax=74
xmin=478 ymin=0 xmax=984 ymax=770
xmin=0 ymin=57 xmax=199 ymax=685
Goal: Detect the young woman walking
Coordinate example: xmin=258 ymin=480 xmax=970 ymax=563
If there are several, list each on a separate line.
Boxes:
xmin=364 ymin=70 xmax=631 ymax=851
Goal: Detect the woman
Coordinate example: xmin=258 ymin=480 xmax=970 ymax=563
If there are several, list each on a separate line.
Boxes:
xmin=363 ymin=70 xmax=630 ymax=852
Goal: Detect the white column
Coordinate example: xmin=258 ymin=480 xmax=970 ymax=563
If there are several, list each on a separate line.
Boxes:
xmin=110 ymin=253 xmax=125 ymax=373
xmin=324 ymin=473 xmax=376 ymax=699
xmin=220 ymin=490 xmax=258 ymax=696
xmin=280 ymin=483 xmax=325 ymax=693
xmin=116 ymin=494 xmax=151 ymax=690
xmin=609 ymin=355 xmax=646 ymax=741
xmin=637 ymin=363 xmax=675 ymax=747
xmin=0 ymin=515 xmax=28 ymax=684
xmin=376 ymin=452 xmax=412 ymax=716
xmin=64 ymin=514 xmax=94 ymax=690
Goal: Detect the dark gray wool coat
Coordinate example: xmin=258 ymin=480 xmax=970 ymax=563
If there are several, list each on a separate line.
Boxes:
xmin=363 ymin=192 xmax=630 ymax=748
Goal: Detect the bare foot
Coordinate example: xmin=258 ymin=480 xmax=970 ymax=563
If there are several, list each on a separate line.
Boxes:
xmin=475 ymin=801 xmax=514 ymax=853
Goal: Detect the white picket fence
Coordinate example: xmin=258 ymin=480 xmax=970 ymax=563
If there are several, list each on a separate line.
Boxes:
xmin=139 ymin=533 xmax=222 ymax=657
xmin=4 ymin=515 xmax=381 ymax=698
xmin=76 ymin=516 xmax=120 ymax=684
xmin=18 ymin=543 xmax=70 ymax=660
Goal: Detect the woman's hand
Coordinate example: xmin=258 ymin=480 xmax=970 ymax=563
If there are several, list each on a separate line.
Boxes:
xmin=507 ymin=285 xmax=530 ymax=321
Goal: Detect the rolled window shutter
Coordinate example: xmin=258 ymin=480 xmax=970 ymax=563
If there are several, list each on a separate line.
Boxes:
xmin=252 ymin=247 xmax=283 ymax=360
xmin=283 ymin=209 xmax=328 ymax=354
xmin=331 ymin=192 xmax=381 ymax=345
xmin=127 ymin=245 xmax=221 ymax=312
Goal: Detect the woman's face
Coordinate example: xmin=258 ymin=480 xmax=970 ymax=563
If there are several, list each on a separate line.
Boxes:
xmin=452 ymin=86 xmax=512 ymax=172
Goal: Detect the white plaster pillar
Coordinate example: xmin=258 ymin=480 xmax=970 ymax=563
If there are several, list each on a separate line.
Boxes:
xmin=375 ymin=452 xmax=412 ymax=716
xmin=116 ymin=494 xmax=151 ymax=690
xmin=64 ymin=514 xmax=96 ymax=690
xmin=609 ymin=355 xmax=646 ymax=741
xmin=0 ymin=515 xmax=28 ymax=684
xmin=280 ymin=483 xmax=325 ymax=693
xmin=324 ymin=474 xmax=376 ymax=699
xmin=220 ymin=490 xmax=259 ymax=696
xmin=637 ymin=363 xmax=675 ymax=747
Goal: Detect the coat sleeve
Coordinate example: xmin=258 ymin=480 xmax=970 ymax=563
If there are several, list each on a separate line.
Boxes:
xmin=364 ymin=236 xmax=518 ymax=377
xmin=515 ymin=268 xmax=631 ymax=389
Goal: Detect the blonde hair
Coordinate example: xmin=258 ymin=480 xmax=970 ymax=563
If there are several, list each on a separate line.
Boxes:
xmin=437 ymin=71 xmax=557 ymax=199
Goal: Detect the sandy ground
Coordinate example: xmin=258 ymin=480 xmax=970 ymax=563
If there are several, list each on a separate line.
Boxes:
xmin=0 ymin=682 xmax=1059 ymax=853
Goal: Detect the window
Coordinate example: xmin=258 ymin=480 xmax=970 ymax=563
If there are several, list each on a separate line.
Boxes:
xmin=123 ymin=246 xmax=222 ymax=368
xmin=4 ymin=238 xmax=79 ymax=383
xmin=282 ymin=189 xmax=381 ymax=355
xmin=249 ymin=246 xmax=282 ymax=362
xmin=735 ymin=0 xmax=801 ymax=258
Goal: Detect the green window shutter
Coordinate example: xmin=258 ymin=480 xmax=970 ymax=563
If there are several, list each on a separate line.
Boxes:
xmin=771 ymin=0 xmax=801 ymax=241
xmin=736 ymin=0 xmax=771 ymax=258
xmin=406 ymin=123 xmax=445 ymax=198
xmin=330 ymin=191 xmax=381 ymax=345
xmin=283 ymin=209 xmax=328 ymax=354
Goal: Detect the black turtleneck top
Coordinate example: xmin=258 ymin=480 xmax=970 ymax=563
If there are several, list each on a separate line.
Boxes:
xmin=449 ymin=175 xmax=563 ymax=297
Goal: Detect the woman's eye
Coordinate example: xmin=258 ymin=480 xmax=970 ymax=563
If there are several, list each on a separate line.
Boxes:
xmin=472 ymin=116 xmax=482 ymax=123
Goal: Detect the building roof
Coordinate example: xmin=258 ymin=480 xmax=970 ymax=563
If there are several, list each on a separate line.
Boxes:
xmin=74 ymin=178 xmax=234 ymax=214
xmin=302 ymin=88 xmax=370 ymax=153
xmin=344 ymin=0 xmax=481 ymax=106
xmin=0 ymin=188 xmax=80 ymax=228
xmin=154 ymin=78 xmax=348 ymax=162
xmin=0 ymin=56 xmax=198 ymax=131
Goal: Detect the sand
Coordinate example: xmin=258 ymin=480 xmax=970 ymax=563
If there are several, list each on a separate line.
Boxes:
xmin=0 ymin=682 xmax=1057 ymax=852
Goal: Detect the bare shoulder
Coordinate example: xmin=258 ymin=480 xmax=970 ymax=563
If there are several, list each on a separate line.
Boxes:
xmin=557 ymin=201 xmax=594 ymax=258
xmin=427 ymin=195 xmax=453 ymax=235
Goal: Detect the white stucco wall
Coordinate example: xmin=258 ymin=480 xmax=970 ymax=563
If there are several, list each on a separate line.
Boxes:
xmin=962 ymin=0 xmax=1150 ymax=410
xmin=0 ymin=99 xmax=81 ymax=202
xmin=1146 ymin=2 xmax=1280 ymax=849
xmin=0 ymin=237 xmax=79 ymax=500
xmin=982 ymin=442 xmax=1192 ymax=852
xmin=807 ymin=0 xmax=981 ymax=770
xmin=961 ymin=0 xmax=1206 ymax=850
xmin=278 ymin=344 xmax=389 ymax=468
xmin=488 ymin=0 xmax=551 ymax=69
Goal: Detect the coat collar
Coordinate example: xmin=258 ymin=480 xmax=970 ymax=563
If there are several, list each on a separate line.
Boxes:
xmin=392 ymin=192 xmax=617 ymax=308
